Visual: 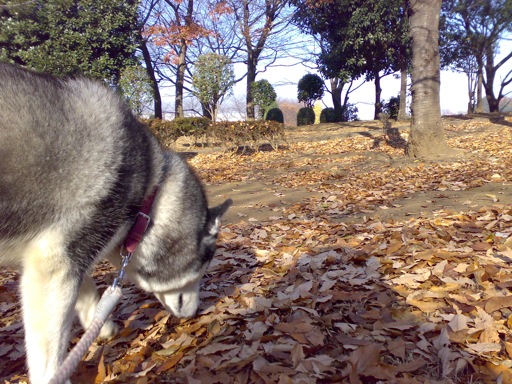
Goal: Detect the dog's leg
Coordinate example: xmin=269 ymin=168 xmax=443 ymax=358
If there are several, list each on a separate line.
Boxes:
xmin=75 ymin=275 xmax=118 ymax=339
xmin=21 ymin=233 xmax=80 ymax=384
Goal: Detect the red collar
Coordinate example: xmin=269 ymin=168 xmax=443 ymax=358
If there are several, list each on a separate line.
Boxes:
xmin=123 ymin=187 xmax=159 ymax=253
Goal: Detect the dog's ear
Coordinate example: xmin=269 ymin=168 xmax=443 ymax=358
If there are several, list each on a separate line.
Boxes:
xmin=206 ymin=199 xmax=233 ymax=236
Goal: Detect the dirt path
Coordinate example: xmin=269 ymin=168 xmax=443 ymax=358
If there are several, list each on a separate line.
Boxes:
xmin=208 ymin=178 xmax=512 ymax=225
xmin=207 ymin=181 xmax=321 ymax=224
xmin=191 ymin=115 xmax=512 ymax=225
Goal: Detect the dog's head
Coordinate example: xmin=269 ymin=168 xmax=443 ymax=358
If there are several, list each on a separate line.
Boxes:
xmin=130 ymin=194 xmax=232 ymax=318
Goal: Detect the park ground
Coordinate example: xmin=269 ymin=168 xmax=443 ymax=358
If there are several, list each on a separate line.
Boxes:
xmin=2 ymin=114 xmax=512 ymax=383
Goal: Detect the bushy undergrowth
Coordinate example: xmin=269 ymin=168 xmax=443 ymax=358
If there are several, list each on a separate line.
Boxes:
xmin=142 ymin=117 xmax=210 ymax=146
xmin=320 ymin=107 xmax=338 ymax=123
xmin=210 ymin=120 xmax=286 ymax=151
xmin=382 ymin=96 xmax=400 ymax=120
xmin=142 ymin=117 xmax=285 ymax=152
xmin=172 ymin=117 xmax=211 ymax=137
xmin=142 ymin=118 xmax=182 ymax=147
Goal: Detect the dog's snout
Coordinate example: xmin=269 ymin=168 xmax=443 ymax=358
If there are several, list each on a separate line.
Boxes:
xmin=154 ymin=290 xmax=199 ymax=319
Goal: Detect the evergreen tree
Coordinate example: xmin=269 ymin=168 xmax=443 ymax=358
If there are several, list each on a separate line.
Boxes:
xmin=0 ymin=0 xmax=139 ymax=83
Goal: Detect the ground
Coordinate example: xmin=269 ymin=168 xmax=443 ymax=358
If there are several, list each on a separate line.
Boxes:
xmin=2 ymin=115 xmax=512 ymax=383
xmin=202 ymin=116 xmax=512 ymax=225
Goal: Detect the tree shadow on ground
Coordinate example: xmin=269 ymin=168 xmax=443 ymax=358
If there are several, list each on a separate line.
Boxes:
xmin=357 ymin=122 xmax=407 ymax=151
xmin=446 ymin=113 xmax=512 ymax=128
xmin=489 ymin=115 xmax=512 ymax=128
xmin=233 ymin=143 xmax=289 ymax=155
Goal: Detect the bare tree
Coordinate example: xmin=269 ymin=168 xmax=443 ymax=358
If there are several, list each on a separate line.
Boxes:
xmin=141 ymin=0 xmax=310 ymax=120
xmin=228 ymin=0 xmax=297 ymax=119
xmin=143 ymin=0 xmax=217 ymax=117
xmin=218 ymin=93 xmax=248 ymax=121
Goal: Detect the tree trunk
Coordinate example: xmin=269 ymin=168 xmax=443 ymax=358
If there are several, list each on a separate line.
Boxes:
xmin=483 ymin=47 xmax=499 ymax=112
xmin=476 ymin=68 xmax=483 ymax=113
xmin=175 ymin=0 xmax=194 ymax=119
xmin=140 ymin=36 xmax=162 ymax=119
xmin=330 ymin=78 xmax=344 ymax=117
xmin=175 ymin=43 xmax=187 ymax=118
xmin=201 ymin=102 xmax=213 ymax=120
xmin=467 ymin=96 xmax=473 ymax=115
xmin=398 ymin=65 xmax=408 ymax=121
xmin=373 ymin=71 xmax=382 ymax=119
xmin=407 ymin=0 xmax=449 ymax=158
xmin=246 ymin=54 xmax=257 ymax=120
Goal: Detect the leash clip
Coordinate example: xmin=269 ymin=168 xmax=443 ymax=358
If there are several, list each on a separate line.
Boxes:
xmin=112 ymin=248 xmax=133 ymax=288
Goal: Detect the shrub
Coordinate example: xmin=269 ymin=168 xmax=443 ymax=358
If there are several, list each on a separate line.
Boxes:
xmin=340 ymin=103 xmax=359 ymax=122
xmin=251 ymin=79 xmax=277 ymax=119
xmin=141 ymin=117 xmax=211 ymax=148
xmin=210 ymin=120 xmax=285 ymax=151
xmin=263 ymin=101 xmax=279 ymax=120
xmin=320 ymin=107 xmax=338 ymax=123
xmin=265 ymin=107 xmax=284 ymax=124
xmin=297 ymin=107 xmax=315 ymax=126
xmin=171 ymin=117 xmax=210 ymax=138
xmin=141 ymin=118 xmax=181 ymax=148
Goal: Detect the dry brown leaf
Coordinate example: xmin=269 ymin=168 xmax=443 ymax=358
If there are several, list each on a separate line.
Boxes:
xmin=484 ymin=295 xmax=512 ymax=313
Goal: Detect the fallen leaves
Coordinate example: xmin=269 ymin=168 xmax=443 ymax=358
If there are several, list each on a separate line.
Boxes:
xmin=4 ymin=118 xmax=512 ymax=383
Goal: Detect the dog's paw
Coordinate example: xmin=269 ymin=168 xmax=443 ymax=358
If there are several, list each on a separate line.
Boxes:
xmin=98 ymin=319 xmax=119 ymax=340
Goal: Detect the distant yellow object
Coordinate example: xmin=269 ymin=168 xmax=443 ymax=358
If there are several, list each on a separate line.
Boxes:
xmin=313 ymin=101 xmax=322 ymax=124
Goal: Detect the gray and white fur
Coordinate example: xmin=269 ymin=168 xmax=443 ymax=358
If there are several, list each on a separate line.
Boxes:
xmin=0 ymin=63 xmax=231 ymax=383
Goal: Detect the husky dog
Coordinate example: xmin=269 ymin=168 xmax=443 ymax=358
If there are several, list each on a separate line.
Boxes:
xmin=0 ymin=63 xmax=231 ymax=383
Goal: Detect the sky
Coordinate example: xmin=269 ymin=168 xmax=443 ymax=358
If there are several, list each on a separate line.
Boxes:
xmin=229 ymin=38 xmax=512 ymax=121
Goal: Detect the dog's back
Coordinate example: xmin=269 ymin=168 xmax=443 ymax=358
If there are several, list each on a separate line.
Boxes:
xmin=0 ymin=63 xmax=161 ymax=263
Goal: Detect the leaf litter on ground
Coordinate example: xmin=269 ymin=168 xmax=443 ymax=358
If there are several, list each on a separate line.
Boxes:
xmin=2 ymin=117 xmax=512 ymax=383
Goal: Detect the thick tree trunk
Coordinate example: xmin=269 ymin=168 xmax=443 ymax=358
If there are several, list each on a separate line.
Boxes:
xmin=407 ymin=0 xmax=449 ymax=158
xmin=201 ymin=102 xmax=213 ymax=120
xmin=140 ymin=37 xmax=162 ymax=119
xmin=398 ymin=65 xmax=408 ymax=121
xmin=373 ymin=71 xmax=382 ymax=120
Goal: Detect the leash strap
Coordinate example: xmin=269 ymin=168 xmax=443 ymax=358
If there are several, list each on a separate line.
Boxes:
xmin=48 ymin=287 xmax=123 ymax=384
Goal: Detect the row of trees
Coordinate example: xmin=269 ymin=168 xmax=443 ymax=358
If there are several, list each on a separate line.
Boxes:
xmin=1 ymin=0 xmax=300 ymax=120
